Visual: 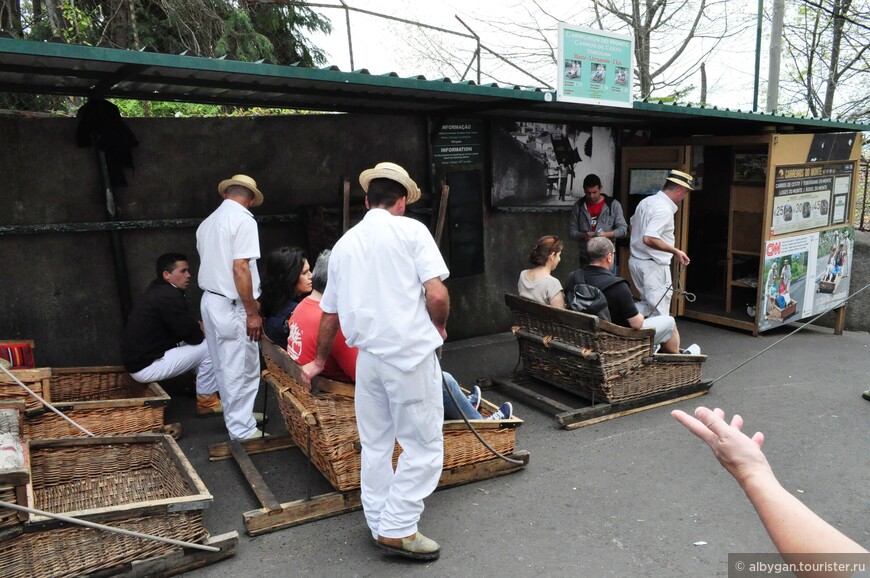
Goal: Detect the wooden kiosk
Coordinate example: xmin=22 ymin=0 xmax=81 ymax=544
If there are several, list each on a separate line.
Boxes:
xmin=619 ymin=133 xmax=863 ymax=335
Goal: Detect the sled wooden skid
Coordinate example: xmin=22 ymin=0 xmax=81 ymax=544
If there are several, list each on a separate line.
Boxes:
xmin=491 ymin=372 xmax=711 ymax=429
xmin=240 ymin=451 xmax=530 ymax=536
xmin=91 ymin=532 xmax=239 ymax=578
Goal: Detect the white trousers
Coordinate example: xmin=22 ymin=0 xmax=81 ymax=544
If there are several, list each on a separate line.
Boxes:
xmin=641 ymin=315 xmax=676 ymax=345
xmin=629 ymin=257 xmax=672 ymax=318
xmin=355 ymin=349 xmax=444 ymax=539
xmin=130 ymin=341 xmax=217 ymax=395
xmin=201 ymin=291 xmax=259 ymax=440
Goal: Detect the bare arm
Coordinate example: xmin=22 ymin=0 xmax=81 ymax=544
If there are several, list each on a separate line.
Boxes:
xmin=672 ymin=407 xmax=866 ymax=575
xmin=423 ymin=277 xmax=450 ymax=340
xmin=643 ymin=235 xmax=689 ymax=266
xmin=232 ymin=258 xmax=262 ymax=342
xmin=625 ymin=312 xmax=645 ymax=330
xmin=300 ymin=312 xmax=340 ymax=390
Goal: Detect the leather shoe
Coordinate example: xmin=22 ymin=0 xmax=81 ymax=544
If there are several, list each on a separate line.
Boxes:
xmin=862 ymin=390 xmax=870 ymax=402
xmin=376 ymin=532 xmax=440 ymax=560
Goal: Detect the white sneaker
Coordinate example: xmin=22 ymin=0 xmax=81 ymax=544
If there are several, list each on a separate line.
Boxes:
xmin=680 ymin=343 xmax=701 ymax=355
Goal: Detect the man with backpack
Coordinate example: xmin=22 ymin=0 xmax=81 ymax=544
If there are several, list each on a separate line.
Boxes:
xmin=568 ymin=237 xmax=700 ymax=355
xmin=568 ymin=173 xmax=627 ymax=268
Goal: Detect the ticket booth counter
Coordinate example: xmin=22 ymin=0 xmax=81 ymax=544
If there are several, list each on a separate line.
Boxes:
xmin=620 ymin=132 xmax=862 ymax=335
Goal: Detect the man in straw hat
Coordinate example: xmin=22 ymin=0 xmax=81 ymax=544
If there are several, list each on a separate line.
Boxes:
xmin=301 ymin=162 xmax=450 ymax=561
xmin=196 ymin=174 xmax=266 ymax=440
xmin=629 ymin=169 xmax=695 ymax=318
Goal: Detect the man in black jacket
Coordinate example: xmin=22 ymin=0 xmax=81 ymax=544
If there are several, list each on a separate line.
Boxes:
xmin=121 ymin=253 xmax=223 ymax=416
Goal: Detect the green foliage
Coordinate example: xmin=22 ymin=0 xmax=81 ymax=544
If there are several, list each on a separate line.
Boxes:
xmin=215 ymin=9 xmax=275 ymax=62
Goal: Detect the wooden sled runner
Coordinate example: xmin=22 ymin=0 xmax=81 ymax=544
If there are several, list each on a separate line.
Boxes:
xmin=503 ymin=294 xmax=709 ymax=428
xmin=208 ymin=339 xmax=530 ymax=536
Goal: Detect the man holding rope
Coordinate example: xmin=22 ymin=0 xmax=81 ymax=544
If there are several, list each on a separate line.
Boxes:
xmin=629 ymin=169 xmax=694 ymax=318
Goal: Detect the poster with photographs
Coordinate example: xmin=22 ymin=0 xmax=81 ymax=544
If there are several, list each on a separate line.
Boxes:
xmin=557 ymin=24 xmax=633 ymax=108
xmin=491 ymin=123 xmax=616 ymax=208
xmin=758 ymin=227 xmax=853 ymax=332
xmin=759 ymin=233 xmax=815 ymax=332
xmin=770 ymin=162 xmax=854 ymax=237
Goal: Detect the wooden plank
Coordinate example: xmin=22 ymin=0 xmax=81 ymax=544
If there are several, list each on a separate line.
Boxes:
xmin=433 ymin=184 xmax=449 ymax=247
xmin=243 ymin=451 xmax=531 ymax=536
xmin=436 ymin=451 xmax=530 ymax=489
xmin=114 ymin=531 xmax=239 ymax=578
xmin=208 ymin=434 xmax=296 ymax=462
xmin=229 ymin=440 xmax=282 ymax=512
xmin=261 ymin=339 xmax=354 ymax=397
xmin=163 ymin=435 xmax=212 ymax=501
xmin=681 ymin=309 xmax=757 ymax=332
xmin=491 ymin=375 xmax=574 ymax=414
xmin=244 ymin=489 xmax=363 ymax=536
xmin=505 ymin=293 xmax=600 ymax=333
xmin=342 ymin=178 xmax=351 ymax=234
xmin=560 ymin=382 xmax=712 ymax=430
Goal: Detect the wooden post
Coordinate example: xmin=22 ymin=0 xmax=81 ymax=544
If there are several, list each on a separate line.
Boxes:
xmin=341 ymin=178 xmax=351 ymax=234
xmin=434 ymin=184 xmax=449 ymax=247
xmin=834 ymin=305 xmax=847 ymax=335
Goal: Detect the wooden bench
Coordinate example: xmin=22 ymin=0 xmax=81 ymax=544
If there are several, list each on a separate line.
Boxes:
xmin=505 ymin=294 xmax=707 ymax=404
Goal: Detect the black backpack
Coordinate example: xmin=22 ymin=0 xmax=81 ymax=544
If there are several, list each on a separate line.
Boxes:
xmin=564 ymin=269 xmax=624 ymax=322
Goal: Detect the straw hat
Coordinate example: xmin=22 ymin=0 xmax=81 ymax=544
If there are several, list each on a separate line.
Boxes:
xmin=218 ymin=174 xmax=264 ymax=207
xmin=666 ymin=169 xmax=695 ymax=191
xmin=359 ymin=162 xmax=421 ymax=204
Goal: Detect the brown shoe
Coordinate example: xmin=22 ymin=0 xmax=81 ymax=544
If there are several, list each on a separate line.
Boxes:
xmin=376 ymin=532 xmax=440 ymax=560
xmin=196 ymin=393 xmax=223 ymax=417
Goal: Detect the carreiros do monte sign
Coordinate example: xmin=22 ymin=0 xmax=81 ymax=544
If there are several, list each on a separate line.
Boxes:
xmin=557 ymin=24 xmax=634 ymax=108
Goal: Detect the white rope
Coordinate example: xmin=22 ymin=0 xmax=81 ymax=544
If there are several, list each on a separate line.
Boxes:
xmin=0 ymin=364 xmax=95 ymax=437
xmin=0 ymin=499 xmax=219 ymax=552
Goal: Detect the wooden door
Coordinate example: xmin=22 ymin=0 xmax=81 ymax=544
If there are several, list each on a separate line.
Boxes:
xmin=619 ymin=145 xmax=693 ymax=316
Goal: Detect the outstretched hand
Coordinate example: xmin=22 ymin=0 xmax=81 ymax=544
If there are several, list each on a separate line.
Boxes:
xmin=672 ymin=407 xmax=771 ymax=487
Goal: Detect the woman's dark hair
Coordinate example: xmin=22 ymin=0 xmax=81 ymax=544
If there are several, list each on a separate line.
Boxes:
xmin=529 ymin=235 xmax=563 ymax=266
xmin=260 ymin=246 xmax=307 ymax=317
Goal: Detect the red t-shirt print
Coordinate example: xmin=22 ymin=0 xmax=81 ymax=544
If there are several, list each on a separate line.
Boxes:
xmin=586 ymin=198 xmax=605 ymax=231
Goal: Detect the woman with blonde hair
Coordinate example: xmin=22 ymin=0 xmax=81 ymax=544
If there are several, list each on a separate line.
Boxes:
xmin=518 ymin=235 xmax=566 ymax=308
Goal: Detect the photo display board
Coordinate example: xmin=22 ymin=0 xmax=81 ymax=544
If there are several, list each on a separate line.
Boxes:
xmin=770 ymin=162 xmax=853 ymax=237
xmin=557 ymin=24 xmax=634 ymax=108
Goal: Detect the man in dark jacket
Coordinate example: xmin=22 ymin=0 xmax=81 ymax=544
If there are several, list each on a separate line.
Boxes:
xmin=121 ymin=253 xmax=222 ymax=416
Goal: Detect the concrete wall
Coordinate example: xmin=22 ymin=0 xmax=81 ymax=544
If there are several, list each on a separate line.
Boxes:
xmin=1 ymin=113 xmax=575 ymax=366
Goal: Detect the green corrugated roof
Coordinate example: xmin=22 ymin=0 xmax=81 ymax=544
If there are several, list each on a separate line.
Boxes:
xmin=2 ymin=35 xmax=868 ymax=133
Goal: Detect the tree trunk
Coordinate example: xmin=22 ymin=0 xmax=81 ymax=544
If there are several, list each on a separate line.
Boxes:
xmin=823 ymin=0 xmax=849 ymax=118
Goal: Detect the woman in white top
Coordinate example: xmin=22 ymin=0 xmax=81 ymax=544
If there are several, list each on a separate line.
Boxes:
xmin=518 ymin=235 xmax=566 ymax=308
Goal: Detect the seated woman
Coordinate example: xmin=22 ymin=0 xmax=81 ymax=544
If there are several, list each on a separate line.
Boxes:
xmin=518 ymin=235 xmax=566 ymax=308
xmin=260 ymin=246 xmax=312 ymax=347
xmin=290 ymin=250 xmax=512 ymax=420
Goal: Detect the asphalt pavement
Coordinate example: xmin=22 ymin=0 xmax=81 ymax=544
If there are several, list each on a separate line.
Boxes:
xmin=173 ymin=319 xmax=870 ymax=577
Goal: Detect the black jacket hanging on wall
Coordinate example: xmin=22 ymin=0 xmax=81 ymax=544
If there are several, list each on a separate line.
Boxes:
xmin=75 ymin=98 xmax=139 ymax=187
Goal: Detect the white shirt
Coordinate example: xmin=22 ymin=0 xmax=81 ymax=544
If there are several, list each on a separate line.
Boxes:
xmin=321 ymin=208 xmax=449 ymax=372
xmin=196 ymin=199 xmax=261 ymax=300
xmin=629 ymin=190 xmax=678 ymax=265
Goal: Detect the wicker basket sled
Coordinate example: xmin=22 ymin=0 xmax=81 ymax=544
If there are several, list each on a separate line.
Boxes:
xmin=0 ymin=368 xmax=51 ymax=412
xmin=505 ymin=294 xmax=707 ymax=404
xmin=261 ymin=339 xmax=523 ymax=492
xmin=22 ymin=366 xmax=169 ymax=439
xmin=0 ymin=433 xmax=213 ymax=578
xmin=0 ymin=405 xmax=29 ymax=534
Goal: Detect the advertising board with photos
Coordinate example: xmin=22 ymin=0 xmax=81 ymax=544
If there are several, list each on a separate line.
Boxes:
xmin=556 ymin=24 xmax=633 ymax=108
xmin=758 ymin=226 xmax=853 ymax=332
xmin=770 ymin=161 xmax=853 ymax=237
